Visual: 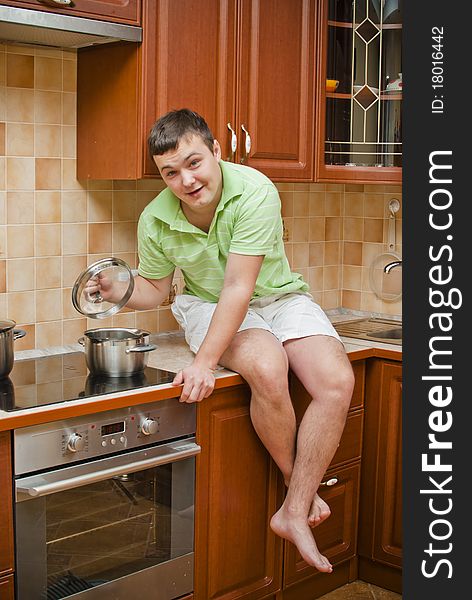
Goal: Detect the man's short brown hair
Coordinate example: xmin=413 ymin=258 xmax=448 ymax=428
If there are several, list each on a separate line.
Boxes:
xmin=148 ymin=109 xmax=215 ymax=157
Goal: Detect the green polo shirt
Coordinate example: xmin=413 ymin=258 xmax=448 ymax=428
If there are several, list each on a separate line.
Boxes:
xmin=137 ymin=160 xmax=308 ymax=302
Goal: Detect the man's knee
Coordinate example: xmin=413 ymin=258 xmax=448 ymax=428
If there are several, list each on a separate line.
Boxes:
xmin=247 ymin=356 xmax=289 ymax=398
xmin=310 ymin=361 xmax=354 ymax=408
xmin=340 ymin=363 xmax=355 ymax=394
xmin=327 ymin=363 xmax=355 ymax=407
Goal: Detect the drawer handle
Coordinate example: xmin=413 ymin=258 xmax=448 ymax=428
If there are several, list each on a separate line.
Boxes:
xmin=40 ymin=0 xmax=74 ymax=6
xmin=320 ymin=477 xmax=338 ymax=487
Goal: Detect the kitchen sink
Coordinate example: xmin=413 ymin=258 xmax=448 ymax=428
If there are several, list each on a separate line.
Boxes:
xmin=367 ymin=327 xmax=402 ymax=341
xmin=334 ymin=318 xmax=402 ymax=345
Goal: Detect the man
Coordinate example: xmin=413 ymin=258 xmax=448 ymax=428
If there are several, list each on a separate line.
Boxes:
xmin=96 ymin=109 xmax=354 ymax=573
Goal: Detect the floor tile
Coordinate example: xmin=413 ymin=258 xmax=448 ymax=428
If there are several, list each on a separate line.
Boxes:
xmin=318 ymin=580 xmax=402 ymax=599
xmin=318 ymin=581 xmax=375 ymax=599
xmin=370 ymin=583 xmax=402 ymax=599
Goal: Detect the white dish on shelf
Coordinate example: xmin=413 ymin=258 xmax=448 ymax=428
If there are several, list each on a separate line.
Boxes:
xmin=385 ymin=73 xmax=402 ymax=93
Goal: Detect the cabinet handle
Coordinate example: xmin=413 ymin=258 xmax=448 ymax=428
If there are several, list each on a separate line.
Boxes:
xmin=320 ymin=477 xmax=338 ymax=487
xmin=227 ymin=123 xmax=237 ymax=160
xmin=240 ymin=124 xmax=251 ymax=163
xmin=39 ymin=0 xmax=73 ymax=5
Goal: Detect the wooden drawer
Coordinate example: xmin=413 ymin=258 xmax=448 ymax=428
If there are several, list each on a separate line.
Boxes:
xmin=350 ymin=360 xmax=365 ymax=410
xmin=0 ymin=575 xmax=14 ymax=600
xmin=283 ymin=462 xmax=360 ymax=587
xmin=329 ymin=409 xmax=363 ymax=468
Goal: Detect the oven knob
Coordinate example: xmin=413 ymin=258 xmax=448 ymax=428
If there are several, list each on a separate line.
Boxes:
xmin=67 ymin=433 xmax=85 ymax=453
xmin=141 ymin=418 xmax=158 ymax=436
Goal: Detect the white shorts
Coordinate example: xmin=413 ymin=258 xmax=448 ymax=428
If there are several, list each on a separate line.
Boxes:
xmin=171 ymin=292 xmax=341 ymax=354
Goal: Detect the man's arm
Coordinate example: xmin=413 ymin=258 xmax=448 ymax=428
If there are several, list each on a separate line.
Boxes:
xmin=174 ymin=252 xmax=264 ymax=403
xmin=126 ymin=272 xmax=175 ymax=310
xmin=91 ymin=271 xmax=174 ymax=310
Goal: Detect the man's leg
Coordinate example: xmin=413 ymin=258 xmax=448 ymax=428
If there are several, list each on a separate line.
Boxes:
xmin=270 ymin=335 xmax=354 ymax=572
xmin=219 ymin=328 xmax=297 ymax=486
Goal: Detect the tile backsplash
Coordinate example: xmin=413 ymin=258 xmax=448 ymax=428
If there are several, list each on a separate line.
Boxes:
xmin=278 ymin=182 xmax=402 ymax=316
xmin=0 ymin=42 xmax=401 ymax=352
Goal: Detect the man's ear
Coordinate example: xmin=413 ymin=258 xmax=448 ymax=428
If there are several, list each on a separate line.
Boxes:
xmin=213 ymin=139 xmax=222 ymax=161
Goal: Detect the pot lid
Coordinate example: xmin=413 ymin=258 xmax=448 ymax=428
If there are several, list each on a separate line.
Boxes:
xmin=0 ymin=319 xmax=16 ymax=333
xmin=72 ymin=257 xmax=134 ymax=319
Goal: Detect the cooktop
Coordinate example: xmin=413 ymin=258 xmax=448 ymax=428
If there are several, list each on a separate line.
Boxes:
xmin=0 ymin=352 xmax=176 ymax=412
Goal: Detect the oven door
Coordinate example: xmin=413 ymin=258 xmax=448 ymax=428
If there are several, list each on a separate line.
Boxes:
xmin=15 ymin=438 xmax=200 ymax=600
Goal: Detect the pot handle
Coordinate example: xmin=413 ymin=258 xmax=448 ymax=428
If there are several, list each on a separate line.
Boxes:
xmin=125 ymin=344 xmax=158 ymax=354
xmin=78 ymin=337 xmax=85 ymax=346
xmin=13 ymin=329 xmax=27 ymax=341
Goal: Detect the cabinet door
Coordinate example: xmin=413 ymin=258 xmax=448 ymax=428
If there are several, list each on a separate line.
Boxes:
xmin=0 ymin=0 xmax=140 ymax=24
xmin=359 ymin=360 xmax=402 ymax=569
xmin=78 ymin=41 xmax=141 ymax=179
xmin=0 ymin=432 xmax=14 ymax=576
xmin=236 ymin=0 xmax=316 ymax=181
xmin=194 ymin=385 xmax=283 ymax=600
xmin=142 ymin=0 xmax=237 ymax=176
xmin=315 ymin=0 xmax=402 ymax=183
xmin=78 ymin=0 xmax=236 ymax=179
xmin=283 ymin=463 xmax=360 ymax=587
xmin=0 ymin=575 xmax=14 ymax=600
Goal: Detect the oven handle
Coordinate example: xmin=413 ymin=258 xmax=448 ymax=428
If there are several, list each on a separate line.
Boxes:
xmin=16 ymin=438 xmax=200 ymax=502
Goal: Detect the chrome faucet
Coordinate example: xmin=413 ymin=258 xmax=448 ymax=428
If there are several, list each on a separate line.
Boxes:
xmin=384 ymin=260 xmax=402 ymax=273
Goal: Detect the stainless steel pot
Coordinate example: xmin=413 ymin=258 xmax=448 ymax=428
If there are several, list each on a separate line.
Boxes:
xmin=78 ymin=328 xmax=157 ymax=377
xmin=0 ymin=320 xmax=27 ymax=379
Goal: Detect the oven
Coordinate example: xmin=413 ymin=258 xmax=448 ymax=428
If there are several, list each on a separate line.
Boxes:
xmin=13 ymin=397 xmax=199 ymax=600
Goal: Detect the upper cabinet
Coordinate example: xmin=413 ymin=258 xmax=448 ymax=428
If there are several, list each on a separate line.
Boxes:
xmin=315 ymin=0 xmax=402 ymax=183
xmin=0 ymin=0 xmax=141 ymax=24
xmin=235 ymin=0 xmax=316 ymax=180
xmin=77 ymin=0 xmax=317 ymax=181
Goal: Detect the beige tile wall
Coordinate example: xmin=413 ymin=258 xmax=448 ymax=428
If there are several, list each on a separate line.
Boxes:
xmin=0 ymin=43 xmax=175 ymax=351
xmin=0 ymin=42 xmax=401 ymax=352
xmin=278 ymin=182 xmax=402 ymax=316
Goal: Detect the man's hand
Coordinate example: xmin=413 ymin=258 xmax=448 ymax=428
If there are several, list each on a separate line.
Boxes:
xmin=84 ymin=273 xmax=117 ymax=303
xmin=172 ymin=363 xmax=216 ymax=403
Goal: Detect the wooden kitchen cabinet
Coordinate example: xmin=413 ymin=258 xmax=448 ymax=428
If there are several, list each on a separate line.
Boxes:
xmin=281 ymin=360 xmax=365 ymax=598
xmin=77 ymin=0 xmax=317 ymax=181
xmin=194 ymin=384 xmax=283 ymax=600
xmin=0 ymin=0 xmax=140 ymax=25
xmin=315 ymin=0 xmax=402 ymax=183
xmin=282 ymin=463 xmax=360 ymax=600
xmin=0 ymin=575 xmax=14 ymax=600
xmin=0 ymin=432 xmax=14 ymax=577
xmin=232 ymin=0 xmax=317 ymax=180
xmin=358 ymin=359 xmax=402 ymax=593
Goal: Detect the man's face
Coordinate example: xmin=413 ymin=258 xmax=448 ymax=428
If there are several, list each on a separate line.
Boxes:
xmin=153 ymin=135 xmax=223 ymax=212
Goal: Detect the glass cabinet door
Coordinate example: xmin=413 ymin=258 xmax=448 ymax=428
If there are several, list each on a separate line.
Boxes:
xmin=317 ymin=0 xmax=402 ymax=183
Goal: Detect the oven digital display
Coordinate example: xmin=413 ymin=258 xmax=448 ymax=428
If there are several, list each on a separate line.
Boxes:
xmin=101 ymin=421 xmax=125 ymax=436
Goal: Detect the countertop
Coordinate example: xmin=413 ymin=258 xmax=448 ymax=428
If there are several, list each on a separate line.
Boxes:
xmin=0 ymin=312 xmax=401 ymax=431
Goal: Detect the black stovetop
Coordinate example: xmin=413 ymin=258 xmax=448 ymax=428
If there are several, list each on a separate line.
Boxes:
xmin=0 ymin=352 xmax=176 ymax=412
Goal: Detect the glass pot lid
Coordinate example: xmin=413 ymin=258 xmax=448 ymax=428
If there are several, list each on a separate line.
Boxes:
xmin=0 ymin=320 xmax=16 ymax=333
xmin=72 ymin=257 xmax=134 ymax=319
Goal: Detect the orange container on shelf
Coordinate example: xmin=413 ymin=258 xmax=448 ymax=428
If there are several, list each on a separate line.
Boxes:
xmin=326 ymin=79 xmax=339 ymax=92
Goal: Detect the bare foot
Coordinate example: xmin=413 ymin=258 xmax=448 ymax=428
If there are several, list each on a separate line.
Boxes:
xmin=270 ymin=506 xmax=333 ymax=573
xmin=308 ymin=493 xmax=331 ymax=528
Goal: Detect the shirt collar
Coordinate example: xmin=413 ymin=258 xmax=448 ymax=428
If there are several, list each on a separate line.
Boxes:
xmin=217 ymin=160 xmax=243 ymax=210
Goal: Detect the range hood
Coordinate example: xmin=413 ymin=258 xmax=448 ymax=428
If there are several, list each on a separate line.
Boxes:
xmin=0 ymin=5 xmax=141 ymax=48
